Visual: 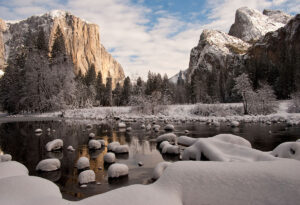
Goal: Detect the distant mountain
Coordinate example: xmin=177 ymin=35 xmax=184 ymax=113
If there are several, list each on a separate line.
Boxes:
xmin=171 ymin=7 xmax=298 ymax=101
xmin=0 ymin=10 xmax=124 ymax=86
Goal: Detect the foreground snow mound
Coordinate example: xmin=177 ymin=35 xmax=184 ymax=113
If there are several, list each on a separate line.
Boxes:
xmin=76 ymin=157 xmax=90 ymax=170
xmin=78 ymin=160 xmax=300 ymax=205
xmin=78 ymin=170 xmax=95 ymax=184
xmin=45 ymin=139 xmax=63 ymax=151
xmin=152 ymin=161 xmax=172 ymax=180
xmin=104 ymin=152 xmax=116 ymax=163
xmin=107 ymin=142 xmax=120 ymax=151
xmin=88 ymin=140 xmax=102 ymax=150
xmin=182 ymin=134 xmax=274 ymax=161
xmin=0 ymin=161 xmax=28 ymax=179
xmin=156 ymin=133 xmax=177 ymax=144
xmin=36 ymin=159 xmax=61 ymax=172
xmin=161 ymin=141 xmax=179 ymax=155
xmin=271 ymin=142 xmax=300 ymax=160
xmin=0 ymin=176 xmax=65 ymax=205
xmin=0 ymin=154 xmax=12 ymax=162
xmin=108 ymin=163 xmax=129 ymax=178
xmin=178 ymin=136 xmax=197 ymax=146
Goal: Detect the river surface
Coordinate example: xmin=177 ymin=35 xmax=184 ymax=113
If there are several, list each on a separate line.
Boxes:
xmin=0 ymin=119 xmax=299 ymax=200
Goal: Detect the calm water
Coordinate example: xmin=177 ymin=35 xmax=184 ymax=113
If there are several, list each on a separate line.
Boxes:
xmin=0 ymin=119 xmax=299 ymax=200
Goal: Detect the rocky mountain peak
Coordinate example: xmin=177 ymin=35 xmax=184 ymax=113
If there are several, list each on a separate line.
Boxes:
xmin=229 ymin=7 xmax=290 ymax=42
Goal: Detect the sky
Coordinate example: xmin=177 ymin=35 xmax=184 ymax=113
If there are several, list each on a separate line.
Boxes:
xmin=0 ymin=0 xmax=299 ymax=79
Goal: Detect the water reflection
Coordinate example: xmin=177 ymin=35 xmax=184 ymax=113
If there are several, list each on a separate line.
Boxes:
xmin=0 ymin=120 xmax=299 ymax=200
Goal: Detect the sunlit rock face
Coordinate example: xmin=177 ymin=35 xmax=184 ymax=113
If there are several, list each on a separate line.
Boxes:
xmin=0 ymin=10 xmax=125 ymax=86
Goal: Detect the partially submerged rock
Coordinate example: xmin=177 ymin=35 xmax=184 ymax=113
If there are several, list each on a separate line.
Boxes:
xmin=45 ymin=139 xmax=63 ymax=152
xmin=156 ymin=133 xmax=177 ymax=144
xmin=78 ymin=170 xmax=95 ymax=184
xmin=104 ymin=152 xmax=116 ymax=164
xmin=108 ymin=163 xmax=129 ymax=178
xmin=88 ymin=140 xmax=102 ymax=150
xmin=76 ymin=157 xmax=90 ymax=170
xmin=36 ymin=159 xmax=61 ymax=172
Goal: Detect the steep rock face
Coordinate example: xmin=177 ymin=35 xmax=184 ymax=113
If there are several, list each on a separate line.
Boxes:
xmin=229 ymin=7 xmax=291 ymax=42
xmin=186 ymin=29 xmax=250 ymax=101
xmin=0 ymin=10 xmax=124 ymax=86
xmin=0 ymin=19 xmax=7 ymax=71
xmin=246 ymin=14 xmax=300 ymax=99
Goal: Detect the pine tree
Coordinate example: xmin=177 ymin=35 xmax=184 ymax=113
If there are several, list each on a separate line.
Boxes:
xmin=121 ymin=76 xmax=132 ymax=105
xmin=85 ymin=64 xmax=97 ymax=86
xmin=51 ymin=26 xmax=66 ymax=59
xmin=36 ymin=28 xmax=48 ymax=51
xmin=113 ymin=82 xmax=122 ymax=106
xmin=104 ymin=77 xmax=112 ymax=106
xmin=96 ymin=71 xmax=105 ymax=105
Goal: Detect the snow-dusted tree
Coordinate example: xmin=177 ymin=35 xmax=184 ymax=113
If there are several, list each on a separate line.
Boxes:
xmin=104 ymin=77 xmax=112 ymax=106
xmin=50 ymin=26 xmax=65 ymax=59
xmin=113 ymin=82 xmax=122 ymax=106
xmin=255 ymin=83 xmax=276 ymax=114
xmin=85 ymin=64 xmax=97 ymax=87
xmin=233 ymin=73 xmax=253 ymax=114
xmin=95 ymin=71 xmax=105 ymax=106
xmin=121 ymin=76 xmax=131 ymax=105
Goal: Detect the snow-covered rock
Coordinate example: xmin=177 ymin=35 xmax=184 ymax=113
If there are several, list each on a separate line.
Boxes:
xmin=0 ymin=161 xmax=28 ymax=179
xmin=231 ymin=120 xmax=240 ymax=127
xmin=113 ymin=145 xmax=129 ymax=154
xmin=45 ymin=139 xmax=63 ymax=152
xmin=178 ymin=136 xmax=197 ymax=146
xmin=182 ymin=134 xmax=273 ymax=161
xmin=161 ymin=141 xmax=179 ymax=155
xmin=212 ymin=121 xmax=220 ymax=127
xmin=118 ymin=122 xmax=126 ymax=128
xmin=67 ymin=145 xmax=75 ymax=151
xmin=104 ymin=152 xmax=116 ymax=163
xmin=126 ymin=127 xmax=132 ymax=131
xmin=164 ymin=124 xmax=174 ymax=131
xmin=36 ymin=159 xmax=61 ymax=172
xmin=271 ymin=142 xmax=300 ymax=161
xmin=35 ymin=128 xmax=42 ymax=133
xmin=89 ymin=133 xmax=95 ymax=138
xmin=159 ymin=141 xmax=170 ymax=150
xmin=0 ymin=154 xmax=12 ymax=162
xmin=146 ymin=124 xmax=151 ymax=130
xmin=153 ymin=124 xmax=160 ymax=132
xmin=108 ymin=163 xmax=129 ymax=178
xmin=76 ymin=157 xmax=90 ymax=170
xmin=152 ymin=161 xmax=172 ymax=180
xmin=108 ymin=142 xmax=120 ymax=151
xmin=78 ymin=170 xmax=95 ymax=184
xmin=97 ymin=139 xmax=106 ymax=146
xmin=88 ymin=139 xmax=102 ymax=150
xmin=141 ymin=124 xmax=145 ymax=129
xmin=156 ymin=133 xmax=177 ymax=144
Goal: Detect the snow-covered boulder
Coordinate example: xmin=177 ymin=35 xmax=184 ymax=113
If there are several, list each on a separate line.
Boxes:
xmin=45 ymin=139 xmax=63 ymax=152
xmin=113 ymin=145 xmax=129 ymax=154
xmin=271 ymin=142 xmax=300 ymax=161
xmin=146 ymin=124 xmax=151 ymax=130
xmin=212 ymin=121 xmax=220 ymax=127
xmin=164 ymin=124 xmax=174 ymax=131
xmin=178 ymin=136 xmax=197 ymax=146
xmin=78 ymin=170 xmax=95 ymax=184
xmin=0 ymin=161 xmax=28 ymax=179
xmin=67 ymin=145 xmax=75 ymax=151
xmin=89 ymin=133 xmax=95 ymax=138
xmin=126 ymin=127 xmax=132 ymax=131
xmin=153 ymin=124 xmax=160 ymax=132
xmin=141 ymin=124 xmax=145 ymax=129
xmin=0 ymin=154 xmax=12 ymax=162
xmin=97 ymin=139 xmax=106 ymax=146
xmin=152 ymin=161 xmax=172 ymax=180
xmin=0 ymin=175 xmax=65 ymax=205
xmin=76 ymin=157 xmax=90 ymax=170
xmin=161 ymin=142 xmax=179 ymax=155
xmin=108 ymin=142 xmax=120 ymax=151
xmin=36 ymin=159 xmax=61 ymax=172
xmin=118 ymin=122 xmax=126 ymax=128
xmin=104 ymin=152 xmax=116 ymax=163
xmin=231 ymin=121 xmax=240 ymax=127
xmin=35 ymin=128 xmax=42 ymax=133
xmin=182 ymin=134 xmax=273 ymax=161
xmin=156 ymin=133 xmax=177 ymax=144
xmin=108 ymin=163 xmax=129 ymax=178
xmin=159 ymin=141 xmax=170 ymax=150
xmin=88 ymin=140 xmax=102 ymax=150
xmin=86 ymin=124 xmax=92 ymax=129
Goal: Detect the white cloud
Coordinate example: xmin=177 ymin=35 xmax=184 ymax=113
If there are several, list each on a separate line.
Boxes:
xmin=0 ymin=0 xmax=297 ymax=79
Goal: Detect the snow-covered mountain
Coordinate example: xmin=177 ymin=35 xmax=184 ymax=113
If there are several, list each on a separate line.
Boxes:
xmin=229 ymin=7 xmax=292 ymax=42
xmin=0 ymin=10 xmax=125 ymax=86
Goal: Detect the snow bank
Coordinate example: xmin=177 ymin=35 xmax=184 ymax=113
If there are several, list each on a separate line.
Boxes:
xmin=182 ymin=134 xmax=274 ymax=161
xmin=164 ymin=124 xmax=175 ymax=131
xmin=161 ymin=141 xmax=179 ymax=155
xmin=177 ymin=136 xmax=197 ymax=146
xmin=104 ymin=152 xmax=116 ymax=163
xmin=108 ymin=163 xmax=129 ymax=178
xmin=78 ymin=170 xmax=95 ymax=184
xmin=152 ymin=161 xmax=172 ymax=180
xmin=0 ymin=161 xmax=28 ymax=179
xmin=156 ymin=133 xmax=177 ymax=144
xmin=271 ymin=142 xmax=300 ymax=160
xmin=45 ymin=139 xmax=63 ymax=151
xmin=0 ymin=154 xmax=12 ymax=162
xmin=36 ymin=159 xmax=61 ymax=172
xmin=108 ymin=142 xmax=120 ymax=151
xmin=76 ymin=157 xmax=90 ymax=170
xmin=88 ymin=140 xmax=102 ymax=150
xmin=0 ymin=176 xmax=65 ymax=205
